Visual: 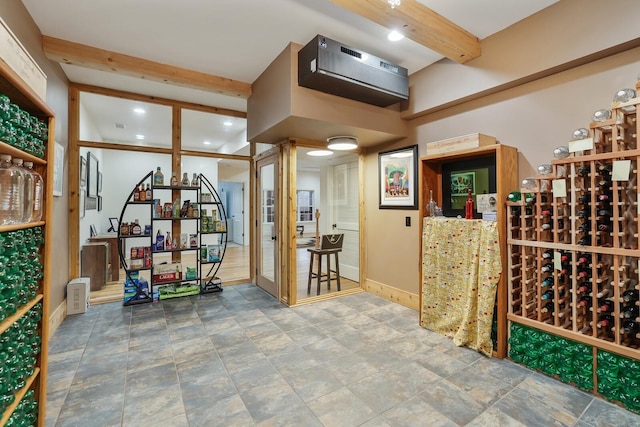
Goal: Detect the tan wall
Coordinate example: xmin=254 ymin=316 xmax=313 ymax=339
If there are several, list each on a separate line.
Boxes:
xmin=365 ymin=38 xmax=640 ymax=296
xmin=1 ymin=3 xmax=70 ymax=310
xmin=405 ymin=0 xmax=640 ymax=117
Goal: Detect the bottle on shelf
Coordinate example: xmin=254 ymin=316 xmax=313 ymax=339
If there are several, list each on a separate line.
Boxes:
xmin=541 ymin=263 xmax=554 ymax=273
xmin=181 ymin=172 xmax=190 ymax=186
xmin=191 ymin=173 xmax=199 ymax=187
xmin=428 ymin=190 xmax=437 ymax=217
xmin=577 ymin=236 xmax=591 ymax=246
xmin=133 ymin=185 xmax=140 ymax=201
xmin=622 ymin=320 xmax=639 ymax=335
xmin=598 ymin=298 xmax=615 ymax=313
xmin=153 ymin=166 xmax=164 ymax=186
xmin=597 ymin=314 xmax=615 ymax=328
xmin=622 ymin=290 xmax=639 ymax=304
xmin=577 ymin=253 xmax=592 ymax=266
xmin=578 ymin=193 xmax=591 ymax=204
xmin=139 ymin=183 xmax=146 ymax=201
xmin=577 ymin=166 xmax=590 ymax=177
xmin=145 ymin=183 xmax=151 ymax=200
xmin=541 ymin=302 xmax=555 ymax=314
xmin=14 ymin=158 xmax=33 ymax=224
xmin=621 ymin=304 xmax=639 ymax=320
xmin=465 ymin=188 xmax=474 ymax=219
xmin=0 ymin=154 xmax=23 ymax=225
xmin=578 ymin=295 xmax=593 ymax=308
xmin=541 ymin=276 xmax=554 ymax=287
xmin=578 ymin=281 xmax=593 ymax=294
xmin=170 ymin=172 xmax=179 ymax=187
xmin=542 ymin=249 xmax=554 ymax=259
xmin=541 ymin=289 xmax=555 ymax=300
xmin=24 ymin=161 xmax=43 ymax=222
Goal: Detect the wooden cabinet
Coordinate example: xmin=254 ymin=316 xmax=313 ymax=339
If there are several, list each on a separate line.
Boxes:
xmin=81 ymin=242 xmax=109 ymax=291
xmin=420 ymin=143 xmax=519 ymax=358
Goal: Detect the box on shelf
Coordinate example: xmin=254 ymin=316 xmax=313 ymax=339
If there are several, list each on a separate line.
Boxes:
xmin=67 ymin=277 xmax=90 ymax=315
xmin=124 ymin=274 xmax=149 ymax=303
xmin=152 ymin=262 xmax=182 ymax=283
xmin=201 ymin=193 xmax=212 ymax=203
xmin=207 ymin=245 xmax=221 ymax=262
xmin=426 ymin=133 xmax=496 ymax=155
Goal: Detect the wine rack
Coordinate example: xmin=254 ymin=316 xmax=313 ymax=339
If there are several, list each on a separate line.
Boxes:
xmin=507 ymin=80 xmax=640 ymax=410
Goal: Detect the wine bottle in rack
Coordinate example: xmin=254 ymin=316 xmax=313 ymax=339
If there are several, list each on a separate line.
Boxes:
xmin=622 ymin=290 xmax=639 ymax=304
xmin=598 ymin=298 xmax=615 ymax=313
xmin=578 ymin=192 xmax=591 ymax=204
xmin=578 ymin=281 xmax=593 ymax=294
xmin=621 ymin=304 xmax=639 ymax=320
xmin=577 ymin=165 xmax=590 ymax=177
xmin=541 ymin=276 xmax=554 ymax=287
xmin=578 ymin=209 xmax=590 ymax=219
xmin=541 ymin=289 xmax=555 ymax=300
xmin=542 ymin=249 xmax=554 ymax=259
xmin=597 ymin=314 xmax=615 ymax=328
xmin=541 ymin=302 xmax=555 ymax=314
xmin=541 ymin=263 xmax=554 ymax=273
xmin=622 ymin=320 xmax=639 ymax=334
xmin=578 ymin=295 xmax=593 ymax=308
xmin=577 ymin=253 xmax=592 ymax=266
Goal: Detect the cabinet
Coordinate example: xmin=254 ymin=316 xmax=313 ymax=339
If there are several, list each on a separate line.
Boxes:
xmin=506 ymin=81 xmax=640 ymax=411
xmin=420 ymin=143 xmax=518 ymax=358
xmin=117 ymin=172 xmax=227 ymax=305
xmin=0 ymin=64 xmax=54 ymax=425
xmin=81 ymin=242 xmax=108 ymax=291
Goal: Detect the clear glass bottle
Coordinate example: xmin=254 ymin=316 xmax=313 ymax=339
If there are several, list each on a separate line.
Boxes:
xmin=170 ymin=172 xmax=178 ymax=187
xmin=0 ymin=154 xmax=23 ymax=225
xmin=181 ymin=172 xmax=190 ymax=186
xmin=14 ymin=158 xmax=33 ymax=223
xmin=26 ymin=160 xmax=44 ymax=222
xmin=191 ymin=173 xmax=199 ymax=187
xmin=427 ymin=190 xmax=436 ymax=217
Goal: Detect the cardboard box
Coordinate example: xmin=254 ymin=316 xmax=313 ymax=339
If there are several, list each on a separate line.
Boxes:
xmin=153 ymin=263 xmax=182 ymax=283
xmin=67 ymin=278 xmax=90 ymax=315
xmin=426 ymin=133 xmax=496 ymax=155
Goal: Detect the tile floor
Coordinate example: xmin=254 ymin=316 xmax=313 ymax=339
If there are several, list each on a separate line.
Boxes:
xmin=46 ymin=283 xmax=640 ymax=426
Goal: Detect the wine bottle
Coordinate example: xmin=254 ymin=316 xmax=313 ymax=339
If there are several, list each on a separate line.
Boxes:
xmin=578 ymin=209 xmax=590 ymax=219
xmin=578 ymin=222 xmax=591 ymax=232
xmin=597 ymin=209 xmax=612 ymax=217
xmin=577 ymin=237 xmax=591 ymax=246
xmin=578 ymin=282 xmax=592 ymax=294
xmin=541 ymin=223 xmax=552 ymax=230
xmin=133 ymin=185 xmax=140 ymax=201
xmin=428 ymin=190 xmax=437 ymax=217
xmin=621 ymin=305 xmax=639 ymax=319
xmin=541 ymin=263 xmax=554 ymax=273
xmin=598 ymin=298 xmax=614 ymax=313
xmin=577 ymin=253 xmax=592 ymax=265
xmin=597 ymin=222 xmax=610 ymax=231
xmin=597 ymin=314 xmax=614 ymax=328
xmin=577 ymin=166 xmax=590 ymax=177
xmin=598 ymin=194 xmax=610 ymax=202
xmin=541 ymin=277 xmax=554 ymax=287
xmin=542 ymin=249 xmax=554 ymax=259
xmin=541 ymin=289 xmax=554 ymax=300
xmin=598 ymin=164 xmax=612 ymax=174
xmin=578 ymin=193 xmax=591 ymax=203
xmin=541 ymin=208 xmax=553 ymax=216
xmin=541 ymin=302 xmax=555 ymax=314
xmin=622 ymin=290 xmax=639 ymax=304
xmin=577 ymin=295 xmax=592 ymax=307
xmin=577 ymin=268 xmax=592 ymax=280
xmin=622 ymin=320 xmax=639 ymax=334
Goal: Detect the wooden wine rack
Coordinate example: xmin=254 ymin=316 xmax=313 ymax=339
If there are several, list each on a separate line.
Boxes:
xmin=507 ymin=80 xmax=640 ymax=361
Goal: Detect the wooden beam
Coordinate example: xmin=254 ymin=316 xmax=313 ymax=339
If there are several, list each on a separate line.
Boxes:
xmin=42 ymin=36 xmax=252 ymax=98
xmin=327 ymin=0 xmax=480 ymax=63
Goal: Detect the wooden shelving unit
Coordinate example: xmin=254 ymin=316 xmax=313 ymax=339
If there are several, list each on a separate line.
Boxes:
xmin=0 ymin=60 xmax=54 ymax=427
xmin=420 ymin=143 xmax=519 ymax=358
xmin=507 ymin=81 xmax=640 ymax=403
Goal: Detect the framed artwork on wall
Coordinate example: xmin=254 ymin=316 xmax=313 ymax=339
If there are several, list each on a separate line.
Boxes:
xmin=378 ymin=145 xmax=418 ymax=210
xmin=87 ymin=151 xmax=99 ymax=198
xmin=80 ymin=156 xmax=87 ymax=187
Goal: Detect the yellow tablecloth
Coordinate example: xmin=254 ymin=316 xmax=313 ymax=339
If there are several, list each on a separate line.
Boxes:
xmin=420 ymin=217 xmax=501 ymax=356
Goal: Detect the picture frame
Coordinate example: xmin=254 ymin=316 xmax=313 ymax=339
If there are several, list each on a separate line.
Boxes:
xmin=90 ymin=224 xmax=97 ymax=238
xmin=53 ymin=142 xmax=64 ymax=197
xmin=80 ymin=189 xmax=85 ymax=218
xmin=98 ymin=172 xmax=103 ymax=193
xmin=79 ymin=156 xmax=87 ymax=187
xmin=108 ymin=217 xmax=119 ymax=232
xmin=451 ymin=171 xmax=476 ymax=196
xmin=86 ymin=151 xmax=99 ymax=198
xmin=378 ymin=145 xmax=418 ymax=210
xmin=98 ymin=195 xmax=103 ymax=212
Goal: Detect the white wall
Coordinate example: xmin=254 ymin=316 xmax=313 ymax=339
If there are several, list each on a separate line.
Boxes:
xmin=219 ymin=162 xmax=250 ymax=246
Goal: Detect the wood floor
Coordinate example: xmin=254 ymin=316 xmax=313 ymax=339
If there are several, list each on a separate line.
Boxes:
xmin=90 ymin=240 xmax=361 ymax=305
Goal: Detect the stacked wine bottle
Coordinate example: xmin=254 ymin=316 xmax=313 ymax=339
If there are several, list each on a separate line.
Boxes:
xmin=507 ymin=82 xmax=640 ymax=353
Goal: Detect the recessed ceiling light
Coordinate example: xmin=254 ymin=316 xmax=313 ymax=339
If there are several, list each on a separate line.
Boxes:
xmin=307 ymin=150 xmax=333 ymax=157
xmin=390 ymin=151 xmax=413 ymax=158
xmin=135 ymin=134 xmax=145 ymax=140
xmin=387 ymin=31 xmax=404 ymax=42
xmin=203 ymin=141 xmax=211 ymax=145
xmin=133 ymin=108 xmax=146 ymax=114
xmin=223 ymin=121 xmax=232 ymax=126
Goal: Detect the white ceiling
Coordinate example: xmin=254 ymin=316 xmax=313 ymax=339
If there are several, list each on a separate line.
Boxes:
xmin=22 ymin=0 xmax=558 ymax=152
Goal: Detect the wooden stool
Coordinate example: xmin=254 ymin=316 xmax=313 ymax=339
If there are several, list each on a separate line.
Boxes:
xmin=307 ymin=247 xmax=341 ymax=295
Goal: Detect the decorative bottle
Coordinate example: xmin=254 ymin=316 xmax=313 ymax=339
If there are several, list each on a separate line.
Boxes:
xmin=139 ymin=184 xmax=146 ymax=201
xmin=465 ymin=188 xmax=474 ymax=219
xmin=153 ymin=167 xmax=164 ymax=186
xmin=428 ymin=190 xmax=437 ymax=217
xmin=181 ymin=172 xmax=189 ymax=186
xmin=145 ymin=183 xmax=151 ymax=201
xmin=191 ymin=173 xmax=199 ymax=187
xmin=170 ymin=173 xmax=178 ymax=187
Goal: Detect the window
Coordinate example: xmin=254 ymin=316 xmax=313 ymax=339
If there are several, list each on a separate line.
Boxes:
xmin=263 ymin=190 xmax=274 ymax=223
xmin=297 ymin=190 xmax=314 ymax=221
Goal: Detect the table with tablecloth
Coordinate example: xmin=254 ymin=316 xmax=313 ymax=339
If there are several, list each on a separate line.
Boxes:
xmin=420 ymin=217 xmax=502 ymax=356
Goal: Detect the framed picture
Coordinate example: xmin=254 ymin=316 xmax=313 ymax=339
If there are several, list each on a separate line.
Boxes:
xmin=98 ymin=195 xmax=103 ymax=212
xmin=108 ymin=217 xmax=119 ymax=232
xmin=87 ymin=151 xmax=99 ymax=198
xmin=53 ymin=142 xmax=64 ymax=197
xmin=80 ymin=156 xmax=87 ymax=187
xmin=451 ymin=171 xmax=476 ymax=196
xmin=379 ymin=145 xmax=418 ymax=210
xmin=90 ymin=224 xmax=97 ymax=237
xmin=80 ymin=189 xmax=85 ymax=218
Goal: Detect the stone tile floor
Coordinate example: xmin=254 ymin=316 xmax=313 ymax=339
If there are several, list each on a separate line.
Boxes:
xmin=46 ymin=283 xmax=640 ymax=426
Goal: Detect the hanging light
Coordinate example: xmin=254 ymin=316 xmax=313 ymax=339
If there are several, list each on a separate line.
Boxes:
xmin=327 ymin=136 xmax=358 ymax=151
xmin=387 ymin=0 xmax=401 ymax=8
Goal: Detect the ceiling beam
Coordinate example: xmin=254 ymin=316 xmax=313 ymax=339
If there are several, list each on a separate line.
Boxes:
xmin=42 ymin=36 xmax=252 ymax=98
xmin=327 ymin=0 xmax=480 ymax=63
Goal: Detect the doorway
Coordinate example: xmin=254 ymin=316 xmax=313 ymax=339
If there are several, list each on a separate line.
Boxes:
xmin=219 ymin=181 xmax=245 ymax=245
xmin=256 ymin=152 xmax=278 ymax=298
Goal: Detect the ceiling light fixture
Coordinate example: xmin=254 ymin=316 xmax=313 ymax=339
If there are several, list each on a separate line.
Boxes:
xmin=133 ymin=108 xmax=145 ymax=114
xmin=307 ymin=150 xmax=334 ymax=157
xmin=387 ymin=30 xmax=404 ymax=42
xmin=223 ymin=121 xmax=232 ymax=126
xmin=387 ymin=0 xmax=401 ymax=8
xmin=327 ymin=136 xmax=358 ymax=151
xmin=135 ymin=134 xmax=145 ymax=140
xmin=390 ymin=151 xmax=413 ymax=158
xmin=203 ymin=141 xmax=211 ymax=145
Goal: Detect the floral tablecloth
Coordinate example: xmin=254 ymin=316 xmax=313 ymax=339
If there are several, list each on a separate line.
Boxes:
xmin=420 ymin=217 xmax=501 ymax=356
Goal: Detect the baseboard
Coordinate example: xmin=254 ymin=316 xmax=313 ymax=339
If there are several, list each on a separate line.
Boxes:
xmin=364 ymin=279 xmax=419 ymax=311
xmin=49 ymin=299 xmax=66 ymax=339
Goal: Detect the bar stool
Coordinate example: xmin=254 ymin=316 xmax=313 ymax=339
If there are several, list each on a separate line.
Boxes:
xmin=307 ymin=247 xmax=341 ymax=295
